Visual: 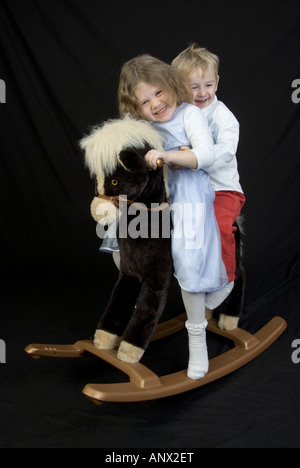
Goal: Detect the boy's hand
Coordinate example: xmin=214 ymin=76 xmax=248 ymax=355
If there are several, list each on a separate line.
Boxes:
xmin=179 ymin=145 xmax=191 ymax=151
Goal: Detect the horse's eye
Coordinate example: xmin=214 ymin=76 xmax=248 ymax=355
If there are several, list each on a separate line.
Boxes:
xmin=111 ymin=180 xmax=118 ymax=186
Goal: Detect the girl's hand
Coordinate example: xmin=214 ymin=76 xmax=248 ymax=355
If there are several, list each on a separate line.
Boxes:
xmin=145 ymin=150 xmax=166 ymax=170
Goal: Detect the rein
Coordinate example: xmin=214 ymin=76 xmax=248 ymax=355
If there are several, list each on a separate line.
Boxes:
xmin=97 ymin=194 xmax=169 ymax=213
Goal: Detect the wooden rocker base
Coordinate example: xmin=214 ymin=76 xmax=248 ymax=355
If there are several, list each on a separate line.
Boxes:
xmin=25 ymin=315 xmax=287 ymax=405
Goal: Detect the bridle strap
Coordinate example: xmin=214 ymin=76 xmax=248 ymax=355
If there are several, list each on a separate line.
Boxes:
xmin=97 ymin=194 xmax=169 ymax=212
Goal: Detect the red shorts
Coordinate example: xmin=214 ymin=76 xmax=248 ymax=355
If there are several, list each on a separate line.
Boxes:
xmin=214 ymin=191 xmax=246 ymax=282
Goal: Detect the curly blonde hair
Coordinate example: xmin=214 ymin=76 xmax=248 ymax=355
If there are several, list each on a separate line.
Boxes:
xmin=118 ymin=54 xmax=193 ymax=118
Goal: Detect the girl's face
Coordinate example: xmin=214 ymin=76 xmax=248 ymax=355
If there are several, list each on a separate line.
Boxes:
xmin=187 ymin=65 xmax=219 ymax=109
xmin=134 ymin=82 xmax=177 ymax=122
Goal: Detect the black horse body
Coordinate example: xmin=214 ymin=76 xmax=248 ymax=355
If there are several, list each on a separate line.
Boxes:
xmin=97 ymin=144 xmax=173 ymax=351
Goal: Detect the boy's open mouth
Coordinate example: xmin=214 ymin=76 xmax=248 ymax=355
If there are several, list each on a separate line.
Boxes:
xmin=195 ymin=98 xmax=208 ymax=106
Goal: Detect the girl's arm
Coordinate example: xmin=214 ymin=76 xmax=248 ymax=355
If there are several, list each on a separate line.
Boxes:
xmin=145 ymin=106 xmax=215 ymax=170
xmin=145 ymin=148 xmax=198 ymax=170
xmin=183 ymin=105 xmax=215 ymax=169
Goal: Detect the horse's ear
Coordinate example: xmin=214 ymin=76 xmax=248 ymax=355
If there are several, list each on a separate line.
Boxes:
xmin=119 ymin=145 xmax=150 ymax=173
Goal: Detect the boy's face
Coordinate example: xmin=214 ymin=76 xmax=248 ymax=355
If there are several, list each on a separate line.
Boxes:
xmin=134 ymin=82 xmax=176 ymax=122
xmin=187 ymin=65 xmax=219 ymax=109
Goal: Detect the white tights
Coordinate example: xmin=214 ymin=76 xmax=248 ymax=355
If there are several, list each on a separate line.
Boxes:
xmin=113 ymin=251 xmax=121 ymax=270
xmin=181 ymin=289 xmax=209 ymax=380
xmin=205 ymin=281 xmax=234 ymax=310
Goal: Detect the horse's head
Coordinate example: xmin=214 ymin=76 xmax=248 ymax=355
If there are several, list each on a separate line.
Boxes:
xmin=80 ymin=116 xmax=167 ymax=225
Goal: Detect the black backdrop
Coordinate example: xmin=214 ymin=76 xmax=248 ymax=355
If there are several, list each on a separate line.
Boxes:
xmin=0 ymin=0 xmax=299 ymax=449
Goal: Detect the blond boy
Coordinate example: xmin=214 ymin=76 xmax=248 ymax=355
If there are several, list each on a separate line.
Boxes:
xmin=172 ymin=44 xmax=245 ymax=310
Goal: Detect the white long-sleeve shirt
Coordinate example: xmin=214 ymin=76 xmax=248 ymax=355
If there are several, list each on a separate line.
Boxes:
xmin=153 ymin=103 xmax=215 ymax=171
xmin=201 ymin=96 xmax=243 ymax=193
xmin=183 ymin=104 xmax=216 ymax=170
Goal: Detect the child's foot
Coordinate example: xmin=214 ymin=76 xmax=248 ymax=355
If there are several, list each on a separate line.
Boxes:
xmin=185 ymin=320 xmax=209 ymax=380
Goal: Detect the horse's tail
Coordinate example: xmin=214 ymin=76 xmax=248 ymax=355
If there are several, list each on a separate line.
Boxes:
xmin=235 ymin=214 xmax=245 ymax=259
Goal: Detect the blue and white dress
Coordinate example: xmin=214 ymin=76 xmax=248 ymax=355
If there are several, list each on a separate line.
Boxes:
xmin=99 ymin=221 xmax=119 ymax=253
xmin=152 ymin=103 xmax=228 ymax=293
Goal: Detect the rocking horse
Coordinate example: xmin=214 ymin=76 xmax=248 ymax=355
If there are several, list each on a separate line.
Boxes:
xmin=25 ymin=116 xmax=287 ymax=405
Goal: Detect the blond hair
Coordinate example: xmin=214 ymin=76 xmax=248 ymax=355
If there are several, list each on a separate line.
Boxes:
xmin=172 ymin=44 xmax=219 ymax=78
xmin=118 ymin=54 xmax=193 ymax=118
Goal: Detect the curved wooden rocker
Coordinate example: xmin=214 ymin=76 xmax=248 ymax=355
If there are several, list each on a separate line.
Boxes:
xmin=25 ymin=314 xmax=287 ymax=405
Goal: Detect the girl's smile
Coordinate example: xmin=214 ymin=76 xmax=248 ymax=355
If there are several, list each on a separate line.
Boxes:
xmin=134 ymin=82 xmax=177 ymax=122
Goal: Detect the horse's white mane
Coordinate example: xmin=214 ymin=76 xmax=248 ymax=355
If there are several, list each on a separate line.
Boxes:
xmin=80 ymin=115 xmax=164 ymax=176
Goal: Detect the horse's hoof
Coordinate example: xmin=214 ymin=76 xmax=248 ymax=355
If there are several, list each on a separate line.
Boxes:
xmin=94 ymin=329 xmax=119 ymax=349
xmin=117 ymin=341 xmax=145 ymax=363
xmin=218 ymin=314 xmax=239 ymax=331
